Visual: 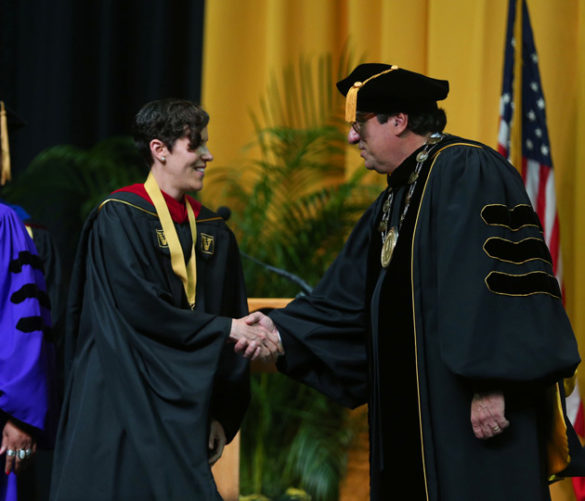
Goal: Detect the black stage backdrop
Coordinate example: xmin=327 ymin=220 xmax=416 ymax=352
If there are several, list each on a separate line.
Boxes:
xmin=0 ymin=0 xmax=206 ymax=177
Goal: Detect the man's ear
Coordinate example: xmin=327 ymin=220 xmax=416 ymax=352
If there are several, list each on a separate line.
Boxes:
xmin=392 ymin=113 xmax=409 ymax=135
xmin=150 ymin=139 xmax=168 ymax=162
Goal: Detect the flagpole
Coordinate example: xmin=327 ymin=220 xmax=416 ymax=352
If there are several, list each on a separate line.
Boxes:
xmin=511 ymin=0 xmax=523 ymax=173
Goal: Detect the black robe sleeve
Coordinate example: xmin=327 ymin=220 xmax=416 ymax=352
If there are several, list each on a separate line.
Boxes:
xmin=416 ymin=142 xmax=579 ymax=383
xmin=270 ymin=200 xmax=383 ymax=408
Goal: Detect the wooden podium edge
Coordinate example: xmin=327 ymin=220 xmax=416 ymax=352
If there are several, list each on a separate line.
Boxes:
xmin=247 ymin=297 xmax=292 ymax=311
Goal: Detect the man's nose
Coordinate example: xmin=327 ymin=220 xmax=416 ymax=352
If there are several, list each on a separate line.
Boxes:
xmin=348 ymin=127 xmax=360 ymax=144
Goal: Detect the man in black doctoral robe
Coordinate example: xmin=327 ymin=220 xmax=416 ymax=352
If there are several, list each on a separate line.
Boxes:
xmin=235 ymin=64 xmax=585 ymax=500
xmin=50 ymin=99 xmax=271 ymax=501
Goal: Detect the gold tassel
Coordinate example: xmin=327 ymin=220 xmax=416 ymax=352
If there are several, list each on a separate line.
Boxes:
xmin=0 ymin=101 xmax=11 ymax=186
xmin=344 ymin=65 xmax=400 ymax=123
xmin=345 ymin=82 xmax=362 ymax=122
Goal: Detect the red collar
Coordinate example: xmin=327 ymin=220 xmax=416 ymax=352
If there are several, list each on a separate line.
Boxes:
xmin=112 ymin=184 xmax=202 ymax=223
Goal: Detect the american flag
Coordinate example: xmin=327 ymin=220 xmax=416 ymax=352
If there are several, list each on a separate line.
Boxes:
xmin=498 ymin=1 xmax=583 ymax=498
xmin=497 ymin=0 xmax=561 ymax=283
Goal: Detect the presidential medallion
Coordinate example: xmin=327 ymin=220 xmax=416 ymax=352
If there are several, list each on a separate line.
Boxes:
xmin=381 ymin=227 xmax=398 ymax=268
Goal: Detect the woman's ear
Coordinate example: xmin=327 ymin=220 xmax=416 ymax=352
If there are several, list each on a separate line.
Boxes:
xmin=150 ymin=139 xmax=168 ymax=163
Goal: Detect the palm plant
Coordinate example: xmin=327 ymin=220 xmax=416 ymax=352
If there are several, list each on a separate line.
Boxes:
xmin=204 ymin=52 xmax=374 ymax=500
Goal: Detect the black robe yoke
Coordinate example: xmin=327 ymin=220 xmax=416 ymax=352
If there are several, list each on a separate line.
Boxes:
xmin=271 ymin=136 xmax=581 ymax=501
xmin=50 ymin=192 xmax=249 ymax=501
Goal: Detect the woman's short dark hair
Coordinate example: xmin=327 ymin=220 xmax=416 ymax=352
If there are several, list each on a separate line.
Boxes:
xmin=133 ymin=98 xmax=210 ymax=167
xmin=377 ymin=108 xmax=447 ymax=135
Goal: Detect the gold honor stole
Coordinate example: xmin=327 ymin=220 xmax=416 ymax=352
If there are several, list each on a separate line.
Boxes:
xmin=144 ymin=173 xmax=197 ymax=309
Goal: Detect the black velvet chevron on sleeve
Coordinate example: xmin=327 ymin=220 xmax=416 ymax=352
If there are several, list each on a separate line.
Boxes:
xmin=9 ymin=250 xmax=44 ymax=273
xmin=483 ymin=237 xmax=552 ymax=264
xmin=481 ymin=204 xmax=542 ymax=231
xmin=485 ymin=271 xmax=561 ymax=298
xmin=11 ymin=283 xmax=51 ymax=308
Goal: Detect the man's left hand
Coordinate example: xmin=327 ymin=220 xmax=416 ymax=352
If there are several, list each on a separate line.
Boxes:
xmin=208 ymin=419 xmax=226 ymax=466
xmin=470 ymin=391 xmax=510 ymax=440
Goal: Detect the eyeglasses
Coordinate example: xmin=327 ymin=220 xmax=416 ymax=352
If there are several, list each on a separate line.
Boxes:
xmin=351 ymin=112 xmax=377 ymax=135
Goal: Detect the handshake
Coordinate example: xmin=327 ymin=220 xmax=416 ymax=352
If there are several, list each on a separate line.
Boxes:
xmin=229 ymin=311 xmax=284 ymax=363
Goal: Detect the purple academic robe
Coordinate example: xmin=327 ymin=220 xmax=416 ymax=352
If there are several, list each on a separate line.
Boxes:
xmin=0 ymin=204 xmax=54 ymax=501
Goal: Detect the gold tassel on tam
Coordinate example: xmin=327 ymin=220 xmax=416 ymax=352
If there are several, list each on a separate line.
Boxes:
xmin=345 ymin=82 xmax=362 ymax=122
xmin=344 ymin=65 xmax=400 ymax=123
xmin=0 ymin=101 xmax=11 ymax=186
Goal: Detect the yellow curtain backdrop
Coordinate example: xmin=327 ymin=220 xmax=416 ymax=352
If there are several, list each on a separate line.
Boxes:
xmin=203 ymin=1 xmax=585 ymax=497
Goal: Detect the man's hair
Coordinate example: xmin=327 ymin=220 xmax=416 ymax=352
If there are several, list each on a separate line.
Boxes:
xmin=133 ymin=98 xmax=210 ymax=167
xmin=377 ymin=108 xmax=447 ymax=135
